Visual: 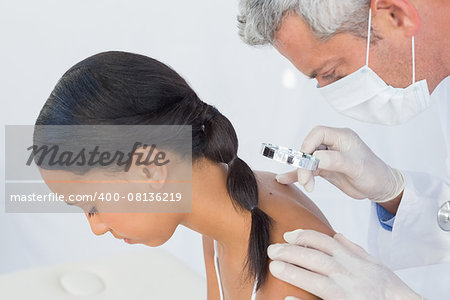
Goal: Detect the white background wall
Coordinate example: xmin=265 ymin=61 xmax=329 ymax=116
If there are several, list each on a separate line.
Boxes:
xmin=1 ymin=0 xmax=447 ymax=277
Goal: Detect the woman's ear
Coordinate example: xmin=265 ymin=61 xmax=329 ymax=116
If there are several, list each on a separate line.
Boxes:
xmin=127 ymin=145 xmax=169 ymax=190
xmin=141 ymin=164 xmax=168 ymax=189
xmin=372 ymin=0 xmax=421 ymax=36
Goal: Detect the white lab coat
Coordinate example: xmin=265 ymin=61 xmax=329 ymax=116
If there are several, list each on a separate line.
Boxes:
xmin=369 ymin=77 xmax=450 ymax=300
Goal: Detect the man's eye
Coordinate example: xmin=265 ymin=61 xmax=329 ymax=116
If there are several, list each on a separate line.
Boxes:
xmin=87 ymin=207 xmax=98 ymax=218
xmin=322 ymin=71 xmax=336 ymax=80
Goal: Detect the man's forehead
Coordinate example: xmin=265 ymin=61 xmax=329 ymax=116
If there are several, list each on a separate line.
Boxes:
xmin=274 ymin=13 xmax=329 ymax=78
xmin=274 ymin=13 xmax=319 ymax=48
xmin=274 ymin=12 xmax=366 ymax=79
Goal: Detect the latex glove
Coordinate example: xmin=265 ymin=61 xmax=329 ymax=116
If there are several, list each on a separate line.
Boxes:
xmin=276 ymin=126 xmax=404 ymax=203
xmin=268 ymin=229 xmax=423 ymax=300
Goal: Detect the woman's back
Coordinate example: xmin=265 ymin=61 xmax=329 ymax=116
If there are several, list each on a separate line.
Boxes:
xmin=204 ymin=170 xmax=335 ymax=300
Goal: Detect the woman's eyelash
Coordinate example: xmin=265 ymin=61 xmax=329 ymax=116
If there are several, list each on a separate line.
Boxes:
xmin=87 ymin=207 xmax=98 ymax=218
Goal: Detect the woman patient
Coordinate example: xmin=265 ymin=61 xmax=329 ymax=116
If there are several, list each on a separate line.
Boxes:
xmin=36 ymin=51 xmax=335 ymax=300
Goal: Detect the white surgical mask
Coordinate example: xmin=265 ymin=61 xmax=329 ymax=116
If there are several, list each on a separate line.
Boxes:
xmin=318 ymin=8 xmax=430 ymax=126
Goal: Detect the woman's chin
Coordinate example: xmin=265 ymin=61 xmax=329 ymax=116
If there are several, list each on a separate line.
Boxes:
xmin=121 ymin=237 xmax=165 ymax=247
xmin=123 ymin=238 xmax=138 ymax=244
xmin=142 ymin=239 xmax=166 ymax=247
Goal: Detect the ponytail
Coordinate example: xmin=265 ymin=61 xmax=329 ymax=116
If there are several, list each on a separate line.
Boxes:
xmin=37 ymin=50 xmax=274 ymax=290
xmin=202 ymin=105 xmax=273 ymax=291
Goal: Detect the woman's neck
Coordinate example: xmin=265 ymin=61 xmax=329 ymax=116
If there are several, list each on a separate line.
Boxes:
xmin=180 ymin=159 xmax=251 ymax=249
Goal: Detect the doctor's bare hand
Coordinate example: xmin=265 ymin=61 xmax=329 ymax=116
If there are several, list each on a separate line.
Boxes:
xmin=268 ymin=229 xmax=422 ymax=300
xmin=276 ymin=126 xmax=404 ymax=203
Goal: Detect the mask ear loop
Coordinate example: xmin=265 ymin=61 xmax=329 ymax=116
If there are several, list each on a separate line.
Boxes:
xmin=412 ymin=36 xmax=416 ymax=83
xmin=366 ymin=8 xmax=416 ymax=84
xmin=367 ymin=8 xmax=415 ymax=83
xmin=365 ymin=8 xmax=372 ymax=66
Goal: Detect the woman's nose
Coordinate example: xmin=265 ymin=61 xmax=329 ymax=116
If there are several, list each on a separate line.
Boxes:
xmin=85 ymin=213 xmax=109 ymax=236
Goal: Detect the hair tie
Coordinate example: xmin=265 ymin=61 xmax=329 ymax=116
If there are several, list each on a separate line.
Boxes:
xmin=201 ymin=103 xmax=214 ymax=123
xmin=204 ymin=113 xmax=216 ymax=124
xmin=227 ymin=156 xmax=238 ymax=166
xmin=250 ymin=206 xmax=258 ymax=213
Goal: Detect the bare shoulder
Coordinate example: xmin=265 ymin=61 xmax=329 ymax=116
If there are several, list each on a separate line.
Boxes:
xmin=253 ymin=170 xmax=315 ymax=207
xmin=252 ymin=171 xmax=334 ymax=299
xmin=253 ymin=170 xmax=331 ymax=228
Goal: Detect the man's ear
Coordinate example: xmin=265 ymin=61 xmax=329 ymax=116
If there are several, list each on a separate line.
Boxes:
xmin=127 ymin=145 xmax=169 ymax=190
xmin=372 ymin=0 xmax=421 ymax=36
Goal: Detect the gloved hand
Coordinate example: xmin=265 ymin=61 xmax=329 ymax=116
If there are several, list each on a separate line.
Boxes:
xmin=276 ymin=126 xmax=404 ymax=203
xmin=268 ymin=229 xmax=423 ymax=300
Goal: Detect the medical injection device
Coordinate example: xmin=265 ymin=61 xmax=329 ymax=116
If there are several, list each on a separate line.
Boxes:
xmin=260 ymin=143 xmax=319 ymax=171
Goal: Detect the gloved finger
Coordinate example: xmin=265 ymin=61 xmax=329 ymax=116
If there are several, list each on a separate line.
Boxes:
xmin=269 ymin=260 xmax=339 ymax=300
xmin=276 ymin=170 xmax=298 ymax=185
xmin=301 ymin=126 xmax=343 ymax=154
xmin=283 ymin=229 xmax=344 ymax=256
xmin=297 ymin=169 xmax=315 ymax=192
xmin=304 ymin=179 xmax=315 ymax=193
xmin=313 ymin=150 xmax=355 ymax=174
xmin=267 ymin=243 xmax=341 ymax=276
xmin=333 ymin=233 xmax=377 ymax=263
xmin=297 ymin=168 xmax=312 ymax=186
xmin=317 ymin=144 xmax=328 ymax=151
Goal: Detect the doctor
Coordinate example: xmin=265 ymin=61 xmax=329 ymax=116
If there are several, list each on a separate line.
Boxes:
xmin=238 ymin=0 xmax=449 ymax=299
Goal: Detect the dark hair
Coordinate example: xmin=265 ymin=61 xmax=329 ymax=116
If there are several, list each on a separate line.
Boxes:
xmin=36 ymin=51 xmax=272 ymax=290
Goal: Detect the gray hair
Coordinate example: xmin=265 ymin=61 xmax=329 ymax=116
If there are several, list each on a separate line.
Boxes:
xmin=237 ymin=0 xmax=371 ymax=45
